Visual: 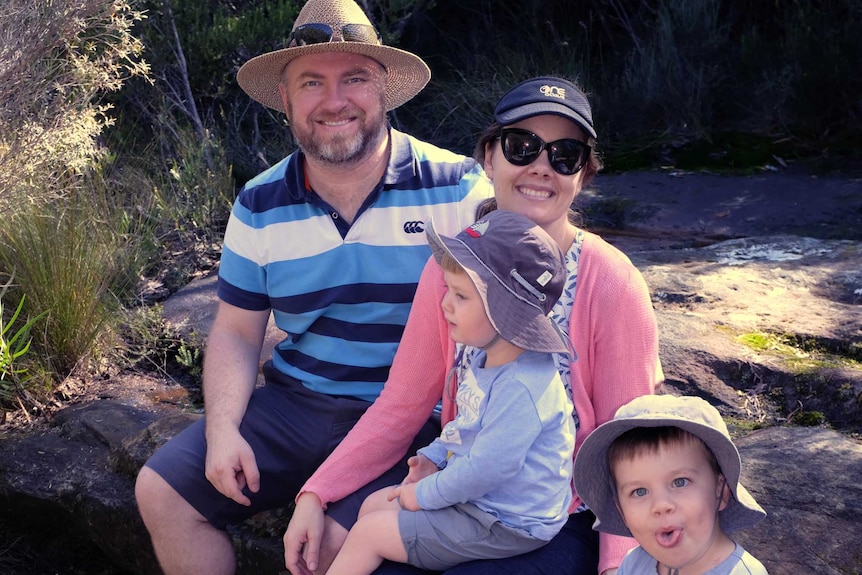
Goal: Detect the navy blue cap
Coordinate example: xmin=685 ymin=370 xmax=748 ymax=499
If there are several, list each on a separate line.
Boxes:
xmin=494 ymin=76 xmax=596 ymax=139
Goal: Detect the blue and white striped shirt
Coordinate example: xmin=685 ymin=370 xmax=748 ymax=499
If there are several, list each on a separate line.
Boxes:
xmin=218 ymin=129 xmax=492 ymax=401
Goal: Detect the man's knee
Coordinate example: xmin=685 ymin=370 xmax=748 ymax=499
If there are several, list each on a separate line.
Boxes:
xmin=135 ymin=466 xmax=198 ymax=526
xmin=135 ymin=466 xmax=163 ymax=514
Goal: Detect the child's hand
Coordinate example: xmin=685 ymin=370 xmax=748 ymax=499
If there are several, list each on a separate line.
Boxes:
xmin=388 ymin=482 xmax=421 ymax=511
xmin=402 ymin=454 xmax=438 ymax=484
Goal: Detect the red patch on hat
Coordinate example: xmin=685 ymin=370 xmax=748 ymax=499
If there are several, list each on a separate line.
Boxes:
xmin=464 ymin=220 xmax=489 ymax=238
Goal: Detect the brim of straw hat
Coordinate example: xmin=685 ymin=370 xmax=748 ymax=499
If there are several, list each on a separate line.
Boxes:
xmin=236 ymin=42 xmax=430 ymax=114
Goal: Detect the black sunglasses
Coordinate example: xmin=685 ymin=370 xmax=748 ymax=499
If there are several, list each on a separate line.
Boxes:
xmin=500 ymin=128 xmax=591 ymax=176
xmin=287 ymin=23 xmax=381 ymax=48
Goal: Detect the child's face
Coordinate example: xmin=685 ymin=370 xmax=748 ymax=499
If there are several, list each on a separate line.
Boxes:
xmin=613 ymin=438 xmax=732 ymax=574
xmin=441 ymin=269 xmax=497 ymax=348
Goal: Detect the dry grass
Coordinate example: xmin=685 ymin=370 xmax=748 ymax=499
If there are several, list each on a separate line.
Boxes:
xmin=0 ymin=0 xmax=148 ymax=212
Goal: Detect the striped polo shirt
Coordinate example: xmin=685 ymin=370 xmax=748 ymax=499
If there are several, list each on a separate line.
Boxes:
xmin=218 ymin=129 xmax=492 ymax=401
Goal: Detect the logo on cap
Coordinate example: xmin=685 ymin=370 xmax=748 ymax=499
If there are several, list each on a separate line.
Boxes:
xmin=540 ymin=84 xmax=566 ymax=100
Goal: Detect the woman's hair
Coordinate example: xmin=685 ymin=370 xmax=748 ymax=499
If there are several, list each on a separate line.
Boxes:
xmin=607 ymin=426 xmax=722 ymax=480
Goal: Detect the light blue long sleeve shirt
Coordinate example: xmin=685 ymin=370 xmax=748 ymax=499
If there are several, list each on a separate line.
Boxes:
xmin=415 ymin=350 xmax=575 ymax=540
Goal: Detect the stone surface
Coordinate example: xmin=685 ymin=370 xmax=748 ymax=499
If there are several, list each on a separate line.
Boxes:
xmin=639 ymin=235 xmax=862 ymax=431
xmin=1 ymin=169 xmax=861 ymax=574
xmin=733 ymin=426 xmax=862 ymax=575
xmin=2 ymin=399 xmax=860 ymax=574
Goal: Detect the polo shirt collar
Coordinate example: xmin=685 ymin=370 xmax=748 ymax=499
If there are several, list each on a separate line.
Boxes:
xmin=383 ymin=128 xmax=419 ymax=187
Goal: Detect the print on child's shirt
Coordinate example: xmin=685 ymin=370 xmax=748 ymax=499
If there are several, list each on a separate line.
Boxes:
xmin=440 ymin=367 xmax=483 ymax=446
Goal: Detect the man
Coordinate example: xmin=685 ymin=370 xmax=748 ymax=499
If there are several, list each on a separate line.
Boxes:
xmin=134 ymin=1 xmax=491 ymax=573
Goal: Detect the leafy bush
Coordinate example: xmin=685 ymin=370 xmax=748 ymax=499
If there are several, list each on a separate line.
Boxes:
xmin=397 ymin=0 xmax=862 ymax=170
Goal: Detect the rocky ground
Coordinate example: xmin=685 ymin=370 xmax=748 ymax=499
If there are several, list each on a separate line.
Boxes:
xmin=1 ymin=167 xmax=861 ymax=574
xmin=583 ymin=168 xmax=862 ymax=434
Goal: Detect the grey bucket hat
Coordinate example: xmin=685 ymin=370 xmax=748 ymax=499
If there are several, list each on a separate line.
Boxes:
xmin=573 ymin=394 xmax=766 ymax=537
xmin=426 ymin=210 xmax=570 ymax=355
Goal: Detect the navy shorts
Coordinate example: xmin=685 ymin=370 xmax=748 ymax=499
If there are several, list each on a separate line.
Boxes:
xmin=145 ymin=362 xmax=441 ymax=530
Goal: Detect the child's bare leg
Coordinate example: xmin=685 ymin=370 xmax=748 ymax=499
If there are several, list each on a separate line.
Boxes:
xmin=358 ymin=486 xmax=399 ymax=517
xmin=324 ymin=508 xmax=407 ymax=575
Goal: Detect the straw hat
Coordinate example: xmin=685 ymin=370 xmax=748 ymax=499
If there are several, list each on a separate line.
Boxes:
xmin=236 ymin=0 xmax=430 ymax=113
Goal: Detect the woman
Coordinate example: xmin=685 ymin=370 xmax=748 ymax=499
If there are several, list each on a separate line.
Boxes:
xmin=285 ymin=76 xmax=662 ymax=575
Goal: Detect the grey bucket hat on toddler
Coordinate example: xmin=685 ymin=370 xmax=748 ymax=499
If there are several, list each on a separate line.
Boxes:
xmin=573 ymin=394 xmax=766 ymax=537
xmin=426 ymin=210 xmax=571 ymax=356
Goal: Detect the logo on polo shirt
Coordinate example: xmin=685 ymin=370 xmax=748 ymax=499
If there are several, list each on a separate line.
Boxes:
xmin=403 ymin=221 xmax=425 ymax=233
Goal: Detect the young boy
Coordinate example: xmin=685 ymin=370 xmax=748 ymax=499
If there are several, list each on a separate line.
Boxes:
xmin=324 ymin=209 xmax=576 ymax=574
xmin=574 ymin=394 xmax=768 ymax=575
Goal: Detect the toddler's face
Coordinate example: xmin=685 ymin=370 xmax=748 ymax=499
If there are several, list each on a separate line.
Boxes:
xmin=613 ymin=438 xmax=732 ymax=574
xmin=441 ymin=269 xmax=496 ymax=349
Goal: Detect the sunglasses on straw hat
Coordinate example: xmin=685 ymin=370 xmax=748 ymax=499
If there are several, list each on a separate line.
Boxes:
xmin=236 ymin=0 xmax=430 ymax=114
xmin=287 ymin=23 xmax=381 ymax=47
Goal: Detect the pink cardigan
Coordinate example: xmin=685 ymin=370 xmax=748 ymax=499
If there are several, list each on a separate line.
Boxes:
xmin=301 ymin=230 xmax=663 ymax=574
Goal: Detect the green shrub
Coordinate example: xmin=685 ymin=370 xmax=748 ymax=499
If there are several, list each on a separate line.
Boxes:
xmin=0 ymin=288 xmax=48 ymax=410
xmin=0 ymin=192 xmax=127 ymax=377
xmin=792 ymin=411 xmax=827 ymax=427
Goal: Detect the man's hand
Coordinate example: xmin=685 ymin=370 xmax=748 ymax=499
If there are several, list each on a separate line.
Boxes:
xmin=284 ymin=492 xmax=325 ymax=575
xmin=204 ymin=426 xmax=260 ymax=506
xmin=388 ymin=482 xmax=421 ymax=511
xmin=402 ymin=454 xmax=438 ymax=485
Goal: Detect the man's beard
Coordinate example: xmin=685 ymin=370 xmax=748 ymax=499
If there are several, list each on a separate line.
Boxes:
xmin=288 ymin=103 xmax=388 ymax=167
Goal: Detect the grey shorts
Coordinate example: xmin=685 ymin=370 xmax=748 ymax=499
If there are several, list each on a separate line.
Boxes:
xmin=144 ymin=361 xmax=440 ymax=530
xmin=398 ymin=503 xmax=548 ymax=571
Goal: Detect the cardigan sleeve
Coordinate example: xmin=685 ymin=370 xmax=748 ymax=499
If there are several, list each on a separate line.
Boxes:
xmin=567 ymin=233 xmax=664 ymax=574
xmin=299 ymin=258 xmax=454 ymax=506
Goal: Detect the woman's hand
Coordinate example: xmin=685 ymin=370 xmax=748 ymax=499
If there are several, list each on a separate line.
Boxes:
xmin=283 ymin=492 xmax=325 ymax=575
